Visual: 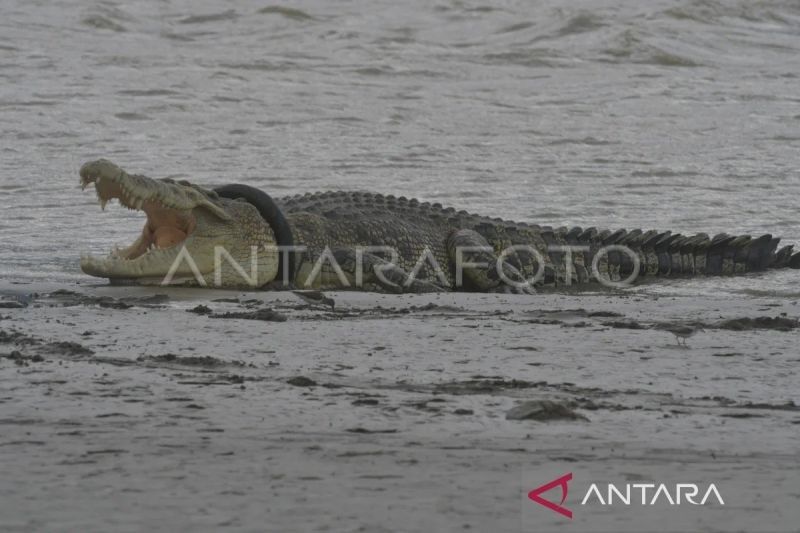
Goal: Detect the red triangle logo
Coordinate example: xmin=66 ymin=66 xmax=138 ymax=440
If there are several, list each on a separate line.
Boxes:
xmin=528 ymin=472 xmax=573 ymax=519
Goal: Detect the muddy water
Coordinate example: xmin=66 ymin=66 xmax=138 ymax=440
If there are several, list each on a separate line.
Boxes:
xmin=1 ymin=0 xmax=799 ymax=294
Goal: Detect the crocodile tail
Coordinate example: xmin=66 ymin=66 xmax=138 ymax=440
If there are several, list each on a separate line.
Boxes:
xmin=634 ymin=231 xmax=799 ymax=277
xmin=551 ymin=228 xmax=799 ymax=283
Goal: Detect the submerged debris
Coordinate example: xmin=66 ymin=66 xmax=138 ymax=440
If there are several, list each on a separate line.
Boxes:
xmin=287 ymin=376 xmax=317 ymax=387
xmin=505 ymin=400 xmax=588 ymax=422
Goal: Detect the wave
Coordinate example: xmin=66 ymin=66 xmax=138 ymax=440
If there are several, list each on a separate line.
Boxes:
xmin=257 ymin=6 xmax=316 ymax=21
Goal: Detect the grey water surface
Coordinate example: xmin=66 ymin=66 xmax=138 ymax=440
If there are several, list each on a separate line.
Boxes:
xmin=1 ymin=0 xmax=799 ymax=292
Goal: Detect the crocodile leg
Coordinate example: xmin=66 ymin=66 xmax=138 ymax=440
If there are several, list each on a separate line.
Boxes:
xmin=446 ymin=229 xmax=536 ymax=294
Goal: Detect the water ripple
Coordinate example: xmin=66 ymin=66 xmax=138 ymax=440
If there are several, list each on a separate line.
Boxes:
xmin=0 ymin=0 xmax=798 ymax=291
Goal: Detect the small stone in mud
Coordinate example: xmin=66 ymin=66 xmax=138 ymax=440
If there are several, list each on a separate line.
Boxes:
xmin=0 ymin=301 xmax=26 ymax=309
xmin=352 ymin=398 xmax=379 ymax=406
xmin=505 ymin=400 xmax=588 ymax=422
xmin=210 ymin=308 xmax=288 ymax=322
xmin=453 ymin=408 xmax=474 ymax=415
xmin=46 ymin=341 xmax=94 ymax=356
xmin=187 ymin=304 xmax=212 ymax=315
xmin=49 ymin=289 xmax=78 ymax=296
xmin=287 ymin=376 xmax=317 ymax=387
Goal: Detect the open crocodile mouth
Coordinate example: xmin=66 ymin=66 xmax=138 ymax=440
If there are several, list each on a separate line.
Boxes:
xmin=78 ymin=159 xmax=232 ymax=279
xmin=83 ymin=175 xmax=196 ymax=261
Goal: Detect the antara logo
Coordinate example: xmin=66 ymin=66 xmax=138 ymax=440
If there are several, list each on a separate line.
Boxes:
xmin=528 ymin=473 xmax=725 ymax=519
xmin=528 ymin=473 xmax=574 ymax=519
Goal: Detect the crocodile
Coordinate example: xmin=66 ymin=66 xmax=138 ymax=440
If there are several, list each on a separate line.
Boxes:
xmin=79 ymin=159 xmax=800 ymax=292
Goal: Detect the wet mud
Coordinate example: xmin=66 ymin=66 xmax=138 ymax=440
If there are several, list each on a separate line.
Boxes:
xmin=0 ymin=283 xmax=798 ymax=531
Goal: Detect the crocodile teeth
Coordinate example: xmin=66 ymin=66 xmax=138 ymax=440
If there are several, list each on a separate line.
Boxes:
xmin=100 ymin=198 xmax=108 ymax=210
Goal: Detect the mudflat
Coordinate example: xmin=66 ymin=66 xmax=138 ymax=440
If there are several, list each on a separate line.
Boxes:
xmin=1 ymin=281 xmax=797 ymax=531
